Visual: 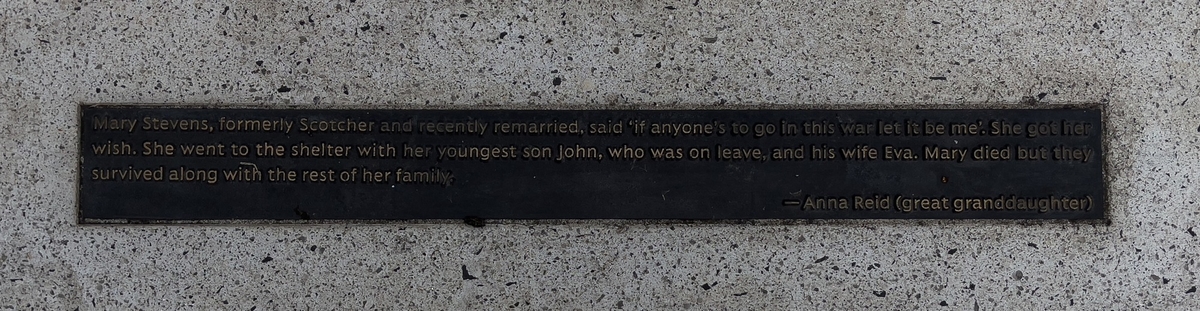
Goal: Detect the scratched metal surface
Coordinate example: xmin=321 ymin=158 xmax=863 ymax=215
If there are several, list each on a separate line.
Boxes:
xmin=79 ymin=107 xmax=1105 ymax=221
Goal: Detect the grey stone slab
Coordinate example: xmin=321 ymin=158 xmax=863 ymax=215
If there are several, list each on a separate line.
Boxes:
xmin=1 ymin=0 xmax=1199 ymax=309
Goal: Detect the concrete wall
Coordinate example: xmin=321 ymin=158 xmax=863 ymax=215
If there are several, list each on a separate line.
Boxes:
xmin=3 ymin=0 xmax=1199 ymax=309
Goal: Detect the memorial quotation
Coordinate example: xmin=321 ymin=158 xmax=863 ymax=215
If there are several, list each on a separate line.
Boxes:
xmin=78 ymin=105 xmax=1105 ymax=222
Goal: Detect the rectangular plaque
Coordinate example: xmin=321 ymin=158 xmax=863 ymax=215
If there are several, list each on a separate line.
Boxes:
xmin=79 ymin=105 xmax=1105 ymax=222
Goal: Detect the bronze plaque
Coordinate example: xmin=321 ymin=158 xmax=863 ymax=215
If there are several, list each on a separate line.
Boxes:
xmin=79 ymin=105 xmax=1105 ymax=222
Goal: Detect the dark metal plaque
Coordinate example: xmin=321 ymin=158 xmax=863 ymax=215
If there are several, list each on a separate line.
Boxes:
xmin=79 ymin=105 xmax=1105 ymax=222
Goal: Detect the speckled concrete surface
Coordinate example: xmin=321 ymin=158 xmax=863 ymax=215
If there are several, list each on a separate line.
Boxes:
xmin=2 ymin=0 xmax=1199 ymax=309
